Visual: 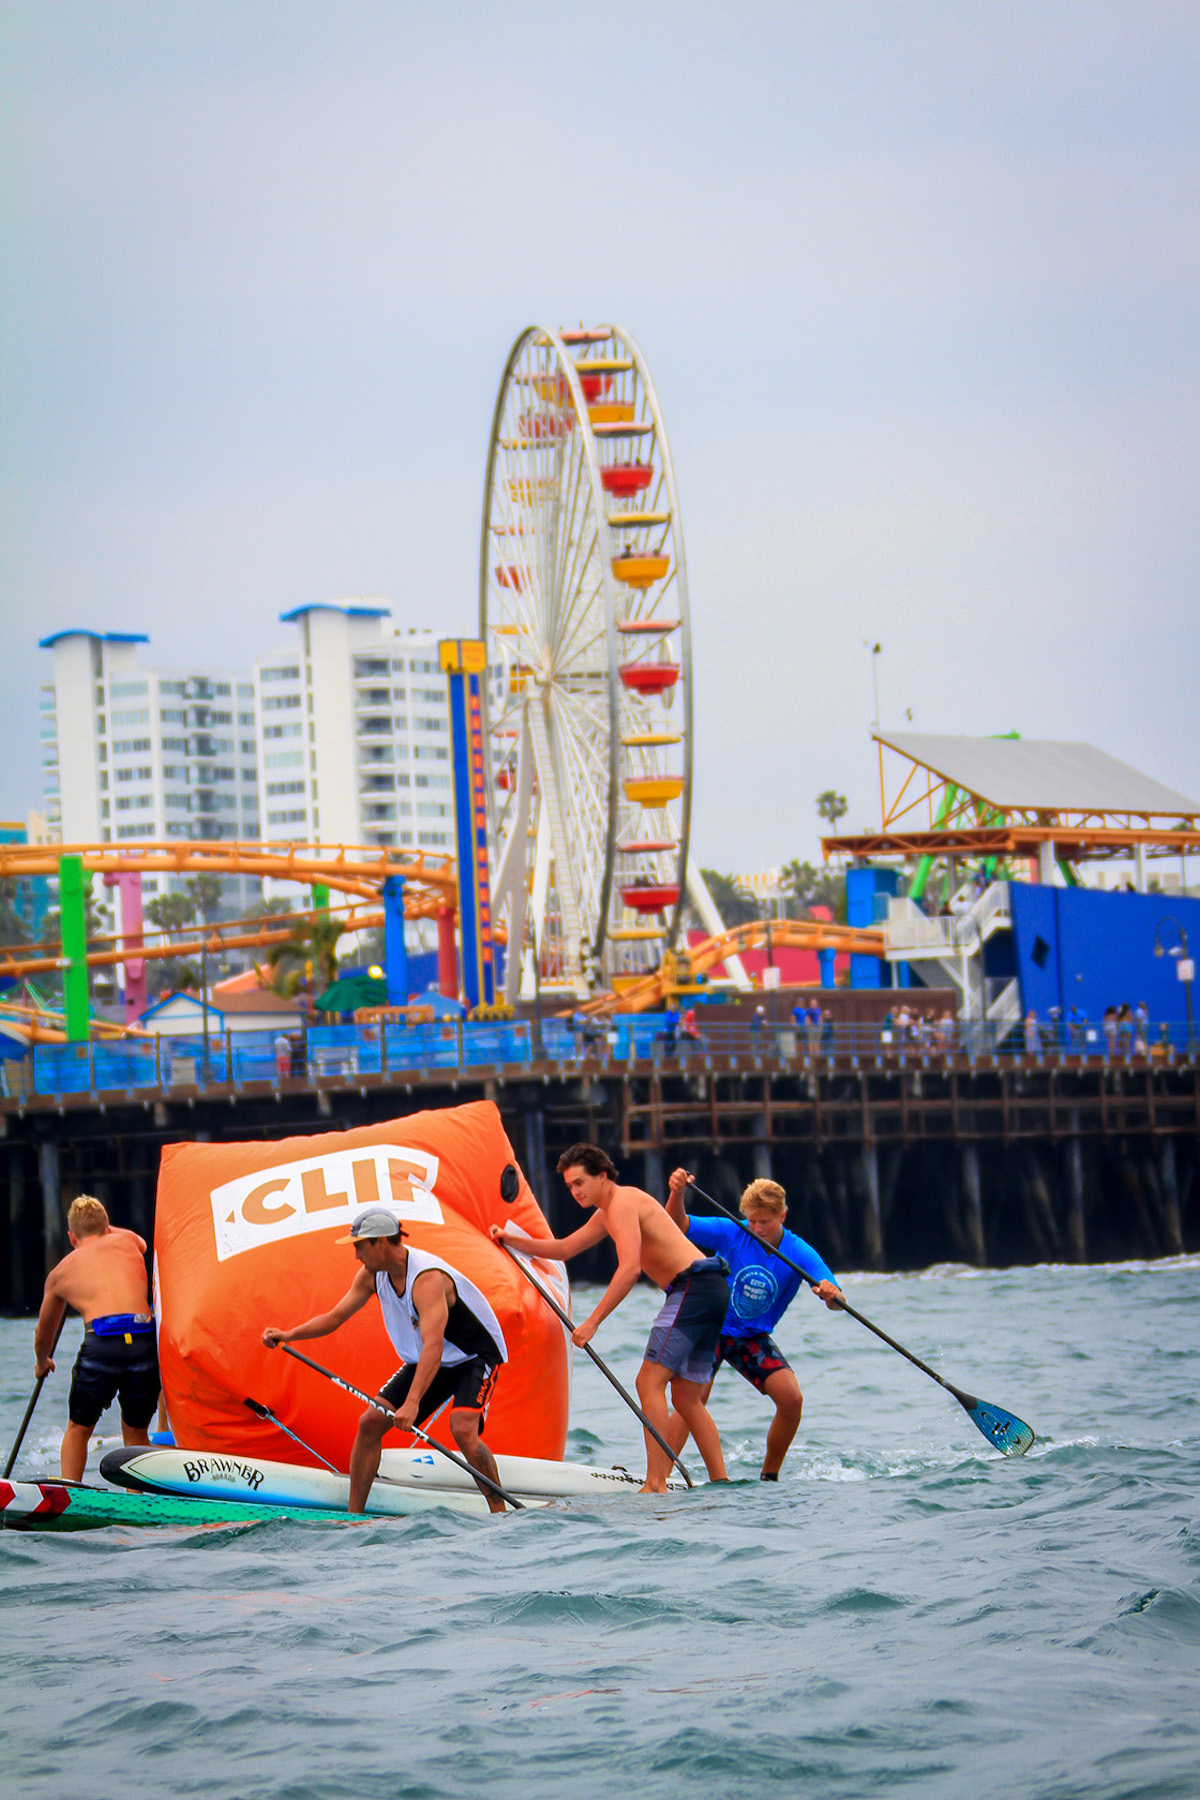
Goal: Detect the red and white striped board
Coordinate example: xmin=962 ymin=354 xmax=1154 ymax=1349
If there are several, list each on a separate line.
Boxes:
xmin=0 ymin=1480 xmax=72 ymax=1524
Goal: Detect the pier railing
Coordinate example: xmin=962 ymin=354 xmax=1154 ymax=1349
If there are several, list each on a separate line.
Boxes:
xmin=1 ymin=1015 xmax=1195 ymax=1106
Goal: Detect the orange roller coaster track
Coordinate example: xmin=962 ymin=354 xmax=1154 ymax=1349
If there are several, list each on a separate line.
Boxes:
xmin=582 ymin=917 xmax=886 ymax=1014
xmin=0 ymin=845 xmax=887 ymax=1009
xmin=0 ymin=903 xmax=387 ymax=981
xmin=0 ymin=841 xmax=457 ymax=911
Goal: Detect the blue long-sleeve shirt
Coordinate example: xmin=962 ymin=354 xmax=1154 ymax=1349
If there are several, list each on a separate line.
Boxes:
xmin=686 ymin=1214 xmax=835 ymax=1338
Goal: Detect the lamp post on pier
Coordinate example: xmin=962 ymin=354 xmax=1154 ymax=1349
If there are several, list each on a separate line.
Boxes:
xmin=1154 ymin=917 xmax=1195 ymax=1053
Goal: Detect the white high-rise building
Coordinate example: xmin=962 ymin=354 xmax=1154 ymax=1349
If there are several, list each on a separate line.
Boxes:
xmin=37 ymin=607 xmax=483 ymax=915
xmin=254 ymin=602 xmax=492 ymax=855
xmin=38 ymin=629 xmax=262 ymax=907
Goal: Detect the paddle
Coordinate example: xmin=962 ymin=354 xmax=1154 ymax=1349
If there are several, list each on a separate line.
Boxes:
xmin=4 ymin=1310 xmax=68 ymax=1479
xmin=495 ymin=1236 xmax=695 ymax=1489
xmin=684 ymin=1179 xmax=1035 ymax=1457
xmin=279 ymin=1343 xmax=525 ymax=1510
xmin=244 ymin=1393 xmax=452 ymax=1481
xmin=243 ymin=1398 xmax=340 ymax=1472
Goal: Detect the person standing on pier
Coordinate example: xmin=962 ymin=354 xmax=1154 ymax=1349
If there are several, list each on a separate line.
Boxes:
xmin=33 ymin=1196 xmax=160 ymax=1481
xmin=664 ymin=1172 xmax=843 ymax=1481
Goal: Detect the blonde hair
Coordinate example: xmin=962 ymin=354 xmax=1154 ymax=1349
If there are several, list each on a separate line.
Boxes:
xmin=740 ymin=1178 xmax=786 ymax=1219
xmin=67 ymin=1195 xmax=110 ymax=1238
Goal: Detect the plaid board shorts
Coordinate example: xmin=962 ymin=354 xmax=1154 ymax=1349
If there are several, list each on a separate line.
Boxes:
xmin=643 ymin=1258 xmax=730 ymax=1385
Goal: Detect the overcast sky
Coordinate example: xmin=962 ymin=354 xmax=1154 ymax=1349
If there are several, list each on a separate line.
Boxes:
xmin=2 ymin=2 xmax=1197 ymax=872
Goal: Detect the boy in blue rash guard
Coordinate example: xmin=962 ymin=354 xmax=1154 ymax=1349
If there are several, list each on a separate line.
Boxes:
xmin=665 ymin=1171 xmax=844 ymax=1480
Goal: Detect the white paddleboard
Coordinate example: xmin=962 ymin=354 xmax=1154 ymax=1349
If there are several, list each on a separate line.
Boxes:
xmin=100 ymin=1445 xmax=663 ymax=1516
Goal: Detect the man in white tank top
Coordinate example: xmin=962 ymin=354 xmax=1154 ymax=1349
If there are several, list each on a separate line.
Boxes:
xmin=263 ymin=1206 xmax=509 ymax=1512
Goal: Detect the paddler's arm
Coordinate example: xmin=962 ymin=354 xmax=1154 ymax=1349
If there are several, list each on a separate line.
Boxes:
xmin=390 ymin=1271 xmax=451 ymax=1432
xmin=786 ymin=1235 xmax=845 ymax=1311
xmin=490 ymin=1214 xmax=609 ymax=1262
xmin=571 ymin=1194 xmax=641 ymax=1348
xmin=665 ymin=1166 xmax=692 ymax=1232
xmin=34 ymin=1275 xmax=67 ymax=1378
xmin=261 ymin=1266 xmax=375 ymax=1348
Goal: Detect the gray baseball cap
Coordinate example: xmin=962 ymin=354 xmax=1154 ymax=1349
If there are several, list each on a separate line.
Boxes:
xmin=335 ymin=1207 xmax=403 ymax=1244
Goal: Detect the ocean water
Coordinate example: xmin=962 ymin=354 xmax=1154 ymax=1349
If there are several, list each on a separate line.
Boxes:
xmin=3 ymin=1258 xmax=1199 ymax=1800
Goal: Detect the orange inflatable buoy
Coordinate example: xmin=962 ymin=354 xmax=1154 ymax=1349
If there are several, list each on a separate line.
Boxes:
xmin=153 ymin=1101 xmax=569 ymax=1467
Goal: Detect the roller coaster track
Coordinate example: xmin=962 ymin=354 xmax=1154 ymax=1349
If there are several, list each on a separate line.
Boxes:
xmin=0 ymin=840 xmax=453 ymax=983
xmin=0 ymin=843 xmax=888 ymax=1019
xmin=584 ymin=916 xmax=887 ymax=1014
xmin=0 ymin=841 xmax=456 ymax=910
xmin=0 ymin=903 xmax=386 ymax=981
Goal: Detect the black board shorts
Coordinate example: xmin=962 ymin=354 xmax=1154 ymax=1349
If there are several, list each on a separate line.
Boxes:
xmin=69 ymin=1327 xmax=160 ymax=1431
xmin=380 ymin=1357 xmax=499 ymax=1427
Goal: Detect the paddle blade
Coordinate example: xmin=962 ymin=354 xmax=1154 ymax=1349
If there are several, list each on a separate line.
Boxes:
xmin=961 ymin=1394 xmax=1036 ymax=1456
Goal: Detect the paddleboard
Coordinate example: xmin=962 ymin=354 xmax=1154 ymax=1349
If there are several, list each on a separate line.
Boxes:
xmin=0 ymin=1478 xmax=361 ymax=1533
xmin=101 ymin=1445 xmax=667 ymax=1513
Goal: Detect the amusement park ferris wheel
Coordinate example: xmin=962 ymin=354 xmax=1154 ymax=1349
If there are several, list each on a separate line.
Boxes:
xmin=479 ymin=324 xmax=697 ymax=1001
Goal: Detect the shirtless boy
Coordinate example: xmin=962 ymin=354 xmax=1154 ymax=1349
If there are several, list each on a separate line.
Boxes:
xmin=33 ymin=1196 xmax=159 ymax=1481
xmin=492 ymin=1142 xmax=729 ymax=1492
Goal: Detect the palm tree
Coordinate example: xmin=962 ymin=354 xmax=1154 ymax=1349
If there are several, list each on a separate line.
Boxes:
xmin=816 ymin=790 xmax=849 ymax=829
xmin=0 ymin=879 xmax=31 ymax=946
xmin=699 ymin=870 xmax=760 ymax=929
xmin=36 ymin=890 xmax=111 ymax=997
xmin=264 ymin=913 xmax=347 ymax=998
xmin=151 ymin=957 xmax=202 ymax=997
xmin=185 ymin=874 xmax=224 ymax=924
xmin=146 ymin=891 xmax=197 ymax=936
xmin=783 ymin=859 xmax=847 ymax=923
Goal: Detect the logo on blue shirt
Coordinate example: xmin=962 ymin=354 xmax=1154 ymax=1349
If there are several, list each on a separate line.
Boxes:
xmin=730 ymin=1264 xmax=780 ymax=1321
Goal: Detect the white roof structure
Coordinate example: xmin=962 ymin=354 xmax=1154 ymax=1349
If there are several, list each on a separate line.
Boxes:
xmin=876 ymin=734 xmax=1200 ymax=820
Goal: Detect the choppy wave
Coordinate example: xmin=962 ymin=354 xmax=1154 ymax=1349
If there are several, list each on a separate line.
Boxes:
xmin=842 ymin=1251 xmax=1200 ymax=1284
xmin=3 ymin=1259 xmax=1199 ymax=1800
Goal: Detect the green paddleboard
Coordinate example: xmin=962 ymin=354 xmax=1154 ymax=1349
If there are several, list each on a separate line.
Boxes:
xmin=0 ymin=1478 xmax=366 ymax=1532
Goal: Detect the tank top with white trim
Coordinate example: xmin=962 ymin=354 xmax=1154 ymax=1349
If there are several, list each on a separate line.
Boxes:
xmin=374 ymin=1246 xmax=508 ymax=1369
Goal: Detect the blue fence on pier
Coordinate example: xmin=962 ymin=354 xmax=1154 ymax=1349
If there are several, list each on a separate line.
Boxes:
xmin=2 ymin=1015 xmax=1196 ymax=1103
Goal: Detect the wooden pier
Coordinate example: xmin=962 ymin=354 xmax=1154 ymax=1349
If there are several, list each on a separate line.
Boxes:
xmin=2 ymin=1047 xmax=1196 ymax=1308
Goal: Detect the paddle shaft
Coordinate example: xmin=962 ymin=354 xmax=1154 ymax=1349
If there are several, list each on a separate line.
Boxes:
xmin=244 ymin=1394 xmax=452 ymax=1479
xmin=4 ymin=1310 xmax=68 ymax=1479
xmin=496 ymin=1238 xmax=695 ymax=1489
xmin=243 ymin=1398 xmax=339 ymax=1472
xmin=279 ymin=1342 xmax=525 ymax=1510
xmin=684 ymin=1181 xmax=979 ymax=1408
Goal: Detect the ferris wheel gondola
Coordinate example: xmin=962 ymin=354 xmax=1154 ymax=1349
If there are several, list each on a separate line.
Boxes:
xmin=479 ymin=324 xmax=693 ymax=999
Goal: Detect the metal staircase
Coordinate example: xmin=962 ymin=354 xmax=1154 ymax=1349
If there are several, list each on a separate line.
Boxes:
xmin=882 ymin=881 xmax=1019 ymax=1026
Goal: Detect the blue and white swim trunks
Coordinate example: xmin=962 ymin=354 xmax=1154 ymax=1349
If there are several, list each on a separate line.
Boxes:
xmin=643 ymin=1256 xmax=730 ymax=1384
